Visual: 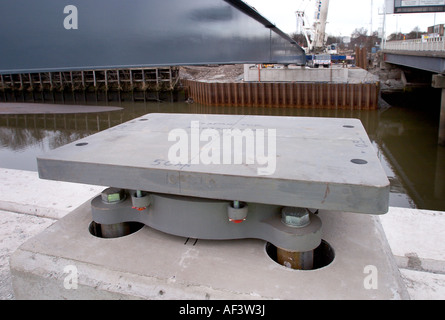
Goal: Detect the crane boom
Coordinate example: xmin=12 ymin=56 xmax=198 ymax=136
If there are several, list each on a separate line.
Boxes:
xmin=296 ymin=0 xmax=330 ymax=53
xmin=296 ymin=10 xmax=314 ymax=51
xmin=313 ymin=0 xmax=330 ymax=51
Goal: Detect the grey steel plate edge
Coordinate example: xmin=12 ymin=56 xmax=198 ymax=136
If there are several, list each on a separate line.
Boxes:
xmin=37 ymin=113 xmax=390 ymax=214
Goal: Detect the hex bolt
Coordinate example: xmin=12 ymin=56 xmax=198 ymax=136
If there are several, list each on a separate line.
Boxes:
xmin=101 ymin=187 xmax=126 ymax=204
xmin=281 ymin=207 xmax=311 ymax=228
xmin=279 ymin=207 xmax=315 ymax=270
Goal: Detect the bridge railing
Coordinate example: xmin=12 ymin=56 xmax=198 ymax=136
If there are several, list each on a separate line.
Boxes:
xmin=384 ymin=37 xmax=445 ymax=52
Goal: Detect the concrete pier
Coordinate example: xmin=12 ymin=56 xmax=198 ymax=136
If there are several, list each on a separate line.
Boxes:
xmin=1 ymin=168 xmax=445 ymax=299
xmin=432 ymin=74 xmax=445 ymax=146
xmin=439 ymin=89 xmax=445 ymax=146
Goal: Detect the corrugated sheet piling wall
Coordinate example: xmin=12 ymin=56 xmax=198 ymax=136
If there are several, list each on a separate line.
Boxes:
xmin=182 ymin=80 xmax=380 ymax=110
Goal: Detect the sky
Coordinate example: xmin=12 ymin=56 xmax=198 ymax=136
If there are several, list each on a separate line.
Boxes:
xmin=246 ymin=0 xmax=445 ymax=38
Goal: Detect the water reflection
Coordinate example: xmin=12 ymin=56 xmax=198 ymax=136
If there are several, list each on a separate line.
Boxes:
xmin=0 ymin=90 xmax=444 ymax=211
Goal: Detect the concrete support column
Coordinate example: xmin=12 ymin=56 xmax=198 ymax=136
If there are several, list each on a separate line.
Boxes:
xmin=435 ymin=146 xmax=445 ymax=199
xmin=440 ymin=89 xmax=445 ymax=146
xmin=432 ymin=74 xmax=445 ymax=146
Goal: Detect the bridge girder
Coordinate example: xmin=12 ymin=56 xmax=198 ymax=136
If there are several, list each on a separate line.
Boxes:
xmin=384 ymin=52 xmax=445 ymax=74
xmin=0 ymin=0 xmax=306 ymax=74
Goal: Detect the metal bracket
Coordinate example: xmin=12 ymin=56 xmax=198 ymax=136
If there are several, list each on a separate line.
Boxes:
xmin=91 ymin=190 xmax=322 ymax=253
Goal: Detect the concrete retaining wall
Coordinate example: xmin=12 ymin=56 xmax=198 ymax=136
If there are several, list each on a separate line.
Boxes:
xmin=244 ymin=65 xmax=349 ymax=82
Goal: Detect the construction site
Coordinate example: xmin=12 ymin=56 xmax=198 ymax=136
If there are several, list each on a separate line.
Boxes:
xmin=0 ymin=0 xmax=382 ymax=110
xmin=2 ymin=0 xmax=445 ymax=303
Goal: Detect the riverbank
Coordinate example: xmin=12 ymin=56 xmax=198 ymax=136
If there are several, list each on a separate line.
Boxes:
xmin=1 ymin=168 xmax=444 ymax=300
xmin=180 ymin=65 xmax=381 ymax=110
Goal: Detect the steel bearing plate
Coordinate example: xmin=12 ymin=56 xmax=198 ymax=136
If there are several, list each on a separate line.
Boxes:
xmin=37 ymin=113 xmax=389 ymax=214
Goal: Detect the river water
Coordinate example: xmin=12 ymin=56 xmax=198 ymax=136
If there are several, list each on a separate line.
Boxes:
xmin=1 ymin=89 xmax=444 ymax=211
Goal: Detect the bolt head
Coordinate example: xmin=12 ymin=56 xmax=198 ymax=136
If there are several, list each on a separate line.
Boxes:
xmin=101 ymin=188 xmax=125 ymax=203
xmin=281 ymin=207 xmax=310 ymax=228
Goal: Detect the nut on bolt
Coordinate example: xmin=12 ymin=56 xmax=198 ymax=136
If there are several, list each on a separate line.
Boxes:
xmin=227 ymin=201 xmax=248 ymax=223
xmin=131 ymin=190 xmax=151 ymax=211
xmin=281 ymin=207 xmax=311 ymax=228
xmin=101 ymin=187 xmax=126 ymax=204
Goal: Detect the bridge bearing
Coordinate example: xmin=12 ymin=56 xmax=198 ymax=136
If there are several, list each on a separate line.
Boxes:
xmin=91 ymin=189 xmax=323 ymax=255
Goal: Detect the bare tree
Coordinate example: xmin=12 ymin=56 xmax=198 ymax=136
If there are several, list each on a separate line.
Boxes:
xmin=406 ymin=26 xmax=426 ymax=40
xmin=290 ymin=32 xmax=311 ymax=48
xmin=350 ymin=28 xmax=378 ymax=51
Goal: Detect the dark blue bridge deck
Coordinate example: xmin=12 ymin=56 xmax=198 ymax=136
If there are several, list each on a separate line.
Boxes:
xmin=0 ymin=0 xmax=306 ymax=75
